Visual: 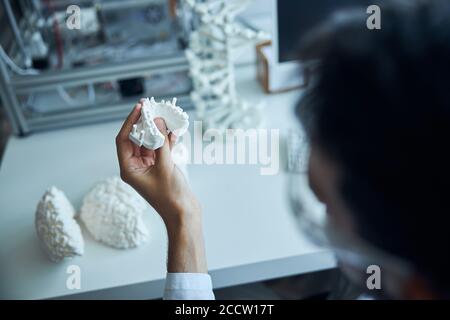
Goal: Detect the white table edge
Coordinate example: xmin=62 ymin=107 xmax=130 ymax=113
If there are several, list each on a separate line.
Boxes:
xmin=54 ymin=250 xmax=336 ymax=300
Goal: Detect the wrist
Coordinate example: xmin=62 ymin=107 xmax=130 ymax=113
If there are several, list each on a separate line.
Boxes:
xmin=165 ymin=211 xmax=207 ymax=273
xmin=164 ymin=209 xmax=202 ymax=239
xmin=158 ymin=196 xmax=202 ymax=233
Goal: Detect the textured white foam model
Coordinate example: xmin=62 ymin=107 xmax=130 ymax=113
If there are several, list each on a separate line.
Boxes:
xmin=129 ymin=97 xmax=189 ymax=150
xmin=79 ymin=177 xmax=149 ymax=249
xmin=35 ymin=187 xmax=84 ymax=262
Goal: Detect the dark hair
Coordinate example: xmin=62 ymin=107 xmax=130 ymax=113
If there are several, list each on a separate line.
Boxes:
xmin=297 ymin=0 xmax=450 ymax=295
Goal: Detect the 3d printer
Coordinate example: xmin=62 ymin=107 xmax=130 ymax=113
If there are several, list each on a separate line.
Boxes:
xmin=0 ymin=0 xmax=195 ymax=135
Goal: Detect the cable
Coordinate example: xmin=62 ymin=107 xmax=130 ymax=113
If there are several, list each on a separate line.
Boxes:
xmin=43 ymin=0 xmax=64 ymax=68
xmin=0 ymin=45 xmax=39 ymax=75
xmin=57 ymin=86 xmax=76 ymax=107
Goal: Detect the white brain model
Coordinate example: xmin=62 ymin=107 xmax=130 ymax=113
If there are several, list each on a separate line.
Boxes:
xmin=35 ymin=187 xmax=84 ymax=262
xmin=79 ymin=177 xmax=150 ymax=249
xmin=129 ymin=97 xmax=189 ymax=150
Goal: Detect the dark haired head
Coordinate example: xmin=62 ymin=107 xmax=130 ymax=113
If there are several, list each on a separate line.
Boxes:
xmin=297 ymin=0 xmax=450 ymax=296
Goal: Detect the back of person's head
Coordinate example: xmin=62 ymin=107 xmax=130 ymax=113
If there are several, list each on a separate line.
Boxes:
xmin=297 ymin=0 xmax=450 ymax=296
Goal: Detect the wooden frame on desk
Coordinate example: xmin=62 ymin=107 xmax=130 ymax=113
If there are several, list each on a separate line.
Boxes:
xmin=256 ymin=41 xmax=311 ymax=94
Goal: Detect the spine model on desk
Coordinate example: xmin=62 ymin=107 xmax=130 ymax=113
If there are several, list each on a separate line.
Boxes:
xmin=128 ymin=97 xmax=189 ymax=150
xmin=184 ymin=0 xmax=268 ymax=130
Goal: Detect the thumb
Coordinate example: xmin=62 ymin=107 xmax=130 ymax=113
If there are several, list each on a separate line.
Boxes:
xmin=154 ymin=118 xmax=173 ymax=169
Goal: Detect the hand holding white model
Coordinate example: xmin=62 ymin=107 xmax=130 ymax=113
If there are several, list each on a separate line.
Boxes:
xmin=116 ymin=101 xmax=208 ymax=273
xmin=128 ymin=97 xmax=189 ymax=150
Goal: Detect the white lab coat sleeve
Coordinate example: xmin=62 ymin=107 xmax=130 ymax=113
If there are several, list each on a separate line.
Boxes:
xmin=163 ymin=273 xmax=215 ymax=300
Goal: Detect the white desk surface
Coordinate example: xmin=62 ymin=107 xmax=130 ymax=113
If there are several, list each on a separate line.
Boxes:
xmin=0 ymin=65 xmax=336 ymax=299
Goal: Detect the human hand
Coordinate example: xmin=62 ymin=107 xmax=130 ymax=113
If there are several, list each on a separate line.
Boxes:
xmin=116 ymin=100 xmax=207 ymax=273
xmin=115 ymin=99 xmax=201 ymax=229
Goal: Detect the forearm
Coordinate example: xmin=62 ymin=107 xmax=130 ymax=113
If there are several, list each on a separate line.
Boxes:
xmin=165 ymin=213 xmax=208 ymax=273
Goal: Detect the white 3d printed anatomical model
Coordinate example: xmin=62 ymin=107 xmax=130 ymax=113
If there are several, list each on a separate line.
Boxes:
xmin=35 ymin=187 xmax=84 ymax=262
xmin=184 ymin=0 xmax=268 ymax=129
xmin=79 ymin=177 xmax=150 ymax=249
xmin=129 ymin=97 xmax=189 ymax=150
xmin=129 ymin=97 xmax=191 ymax=178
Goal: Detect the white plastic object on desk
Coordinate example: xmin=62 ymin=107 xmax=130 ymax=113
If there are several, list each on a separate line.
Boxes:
xmin=35 ymin=187 xmax=84 ymax=262
xmin=79 ymin=177 xmax=150 ymax=249
xmin=129 ymin=97 xmax=189 ymax=150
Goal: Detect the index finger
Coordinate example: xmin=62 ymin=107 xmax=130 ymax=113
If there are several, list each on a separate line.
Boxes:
xmin=116 ymin=103 xmax=142 ymax=142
